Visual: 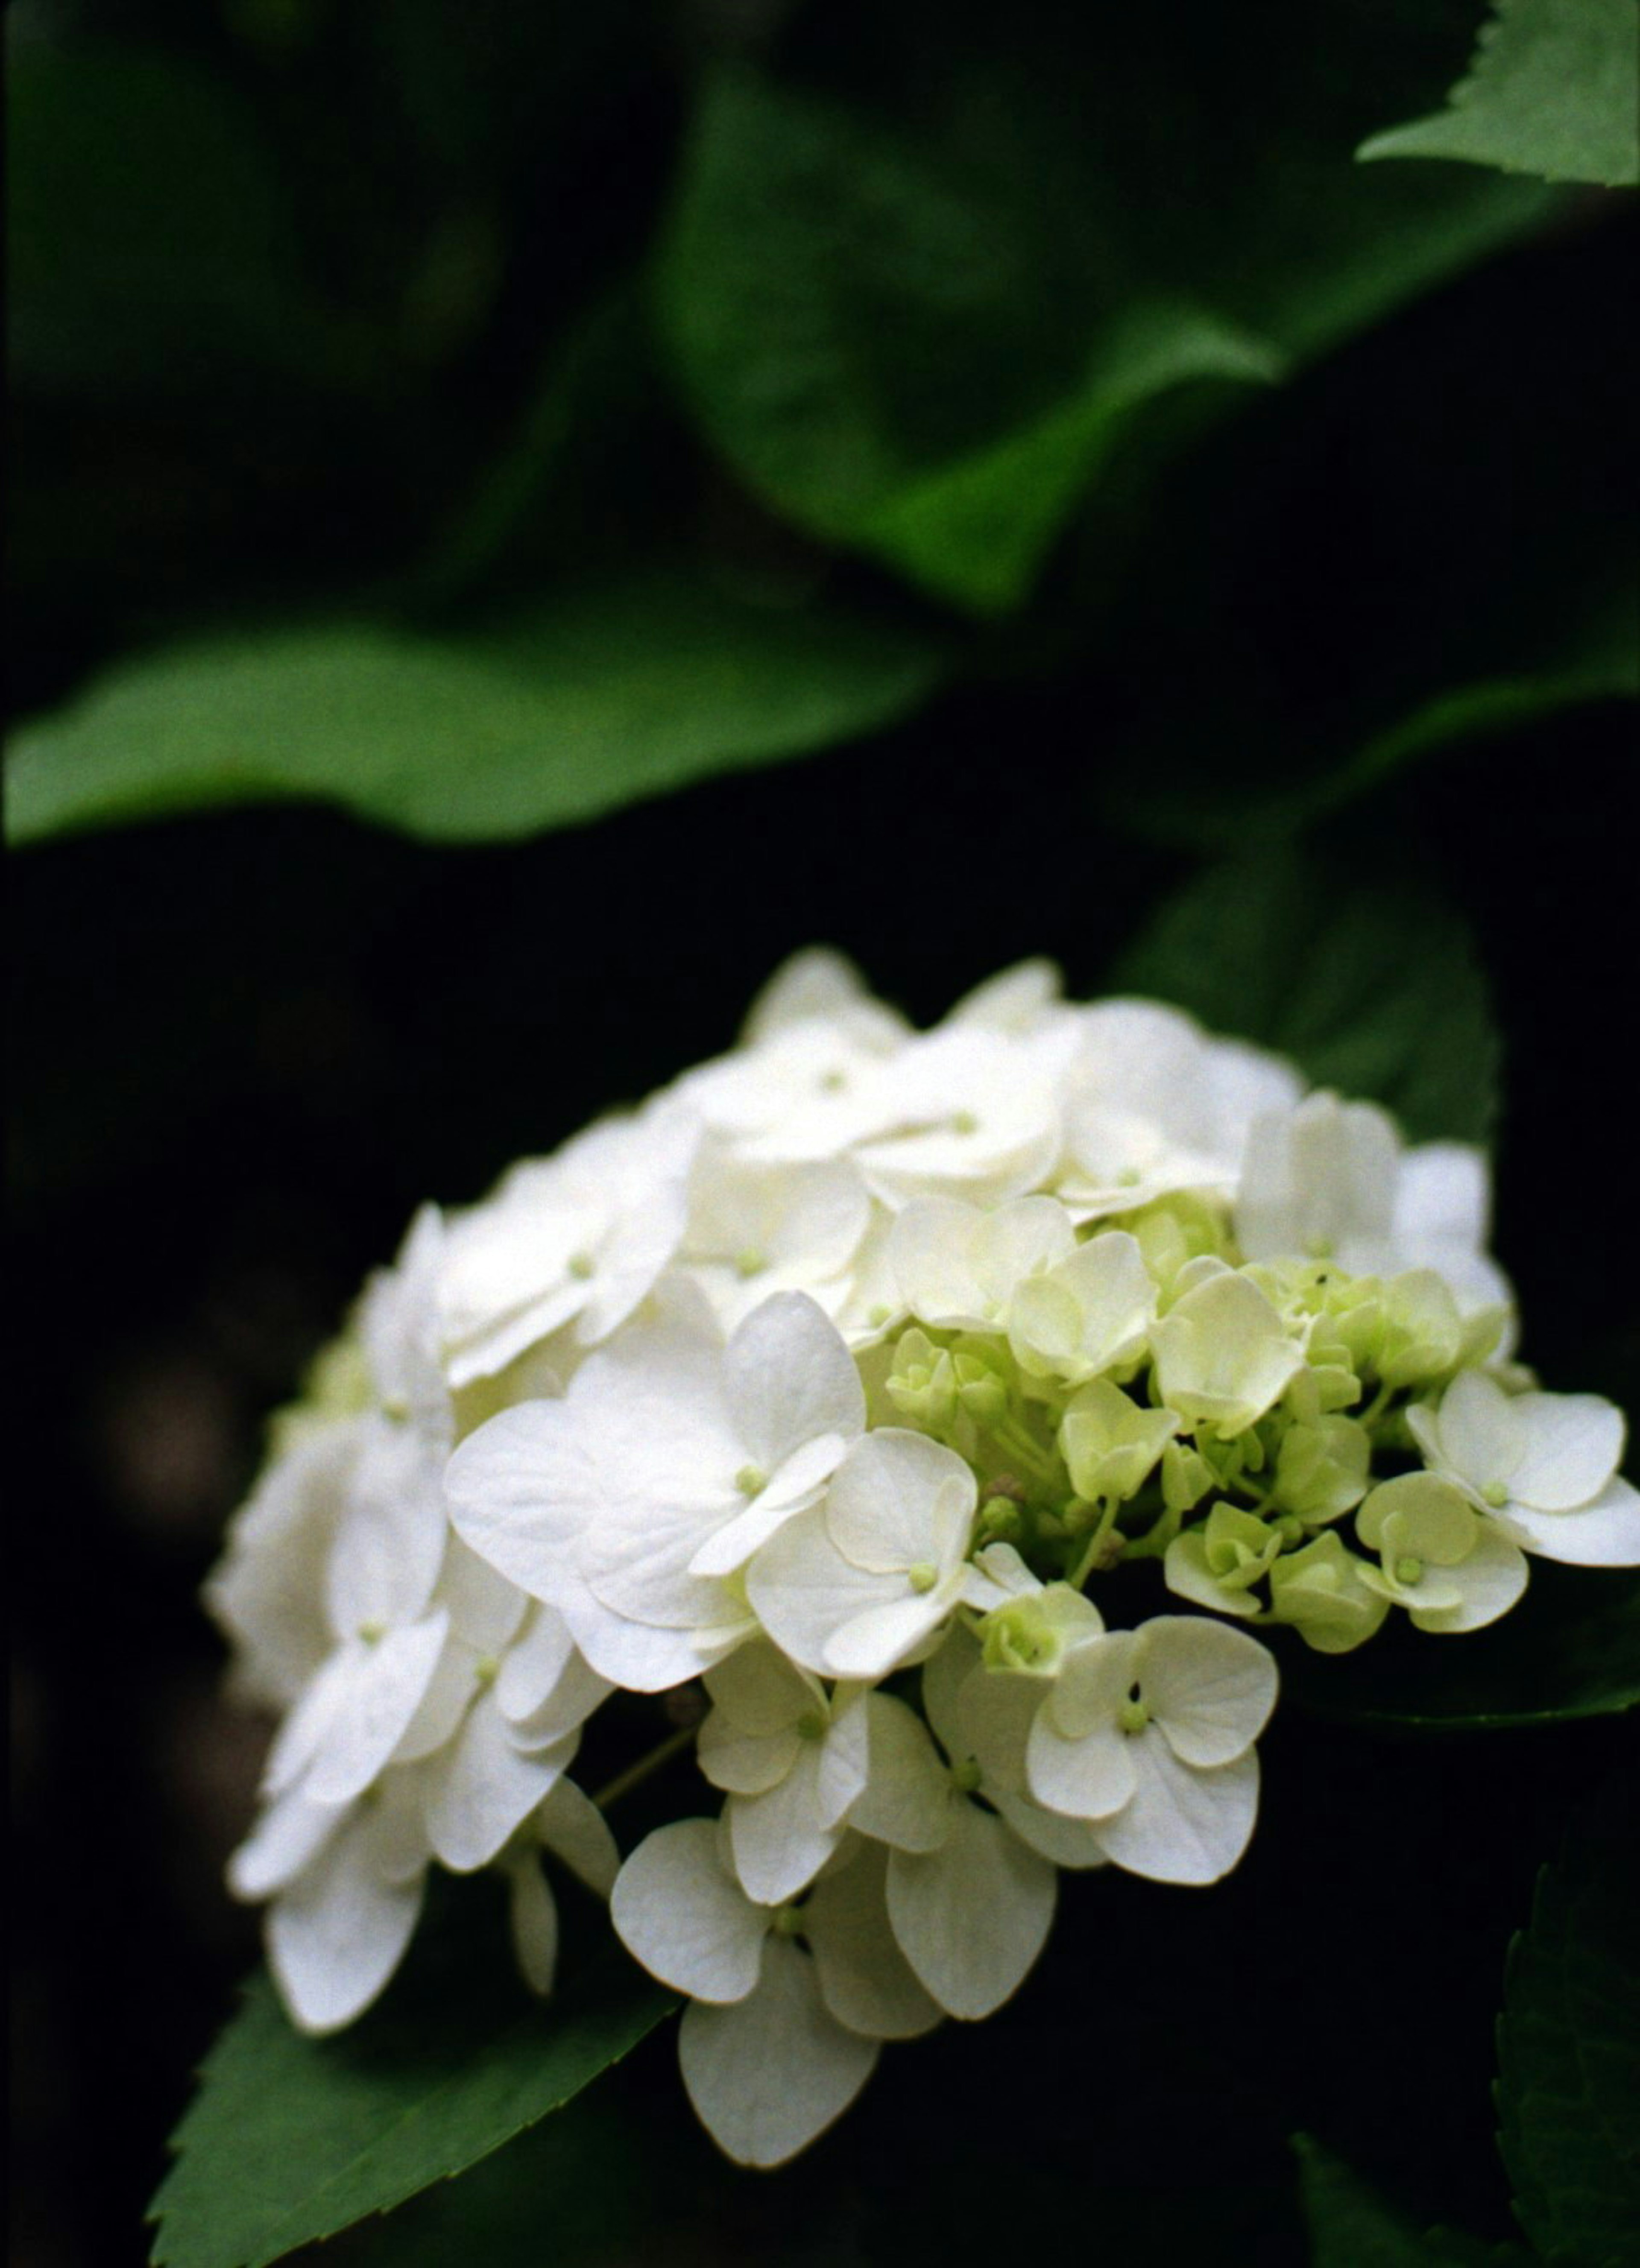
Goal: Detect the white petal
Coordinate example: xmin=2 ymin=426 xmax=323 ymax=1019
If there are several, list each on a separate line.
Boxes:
xmin=1140 ymin=1617 xmax=1280 ymax=1768
xmin=826 ymin=1589 xmax=951 ymax=1681
xmin=611 ymin=1819 xmax=769 ymax=2004
xmin=1432 ymin=1370 xmax=1523 ymax=1490
xmin=679 ymin=1938 xmax=878 ymax=2168
xmin=445 ymin=1401 xmax=601 ymax=1608
xmin=703 ymin=1639 xmax=814 ymax=1735
xmin=722 ymin=1293 xmax=865 ymax=1472
xmin=825 ymin=1430 xmax=976 ymax=1575
xmin=1508 ymin=1393 xmax=1625 ymax=1512
xmin=228 ymin=1786 xmax=347 ymax=1901
xmin=1408 ymin=1527 xmax=1529 ymax=1632
xmin=889 ymin=1197 xmax=993 ymax=1324
xmin=886 ymin=1803 xmax=1056 ymax=2020
xmin=848 ymin=1694 xmax=955 ymax=1853
xmin=816 ymin=1695 xmax=871 ymax=1827
xmin=422 ymin=1708 xmax=574 ymax=1873
xmin=728 ymin=1746 xmax=844 ymax=1905
xmin=493 ymin=1605 xmax=577 ymax=1721
xmin=992 ymin=1790 xmax=1110 ymax=1870
xmin=746 ymin=1506 xmax=900 ymax=1676
xmin=805 ymin=1841 xmax=944 ymax=2039
xmin=1094 ymin=1741 xmax=1259 ymax=1885
xmin=535 ymin=1774 xmax=621 ymax=1896
xmin=1493 ymin=1475 xmax=1640 ymax=1567
xmin=324 ymin=1417 xmax=449 ymax=1636
xmin=436 ymin=1535 xmax=529 ymax=1654
xmin=1025 ymin=1712 xmax=1136 ymax=1822
xmin=504 ymin=1853 xmax=559 ymax=1995
xmin=502 ymin=1648 xmax=612 ymax=1748
xmin=686 ymin=1431 xmax=847 ymax=1579
xmin=266 ymin=1812 xmax=425 ymax=2034
xmin=304 ymin=1613 xmax=451 ymax=1807
xmin=699 ymin=1715 xmax=803 ymax=1797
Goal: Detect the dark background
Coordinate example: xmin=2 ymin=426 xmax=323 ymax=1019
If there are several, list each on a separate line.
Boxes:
xmin=7 ymin=0 xmax=1638 ymax=2260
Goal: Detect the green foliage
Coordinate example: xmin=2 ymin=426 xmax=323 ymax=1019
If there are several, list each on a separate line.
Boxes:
xmin=656 ymin=19 xmax=1553 ymax=617
xmin=1108 ymin=847 xmax=1501 ymax=1145
xmin=1497 ymin=1786 xmax=1640 ymax=2266
xmin=1281 ymin=1565 xmax=1640 ymax=1730
xmin=6 ymin=33 xmax=337 ymax=397
xmin=1294 ymin=2134 xmax=1534 ymax=2264
xmin=5 ymin=577 xmax=943 ymax=846
xmin=1360 ymin=0 xmax=1640 ymax=187
xmin=148 ymin=1944 xmax=673 ymax=2268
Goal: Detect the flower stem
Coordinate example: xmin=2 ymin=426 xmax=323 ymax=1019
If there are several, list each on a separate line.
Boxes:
xmin=593 ymin=1722 xmax=698 ymax=1811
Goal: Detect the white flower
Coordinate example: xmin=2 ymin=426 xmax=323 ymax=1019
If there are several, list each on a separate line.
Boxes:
xmin=1353 ymin=1472 xmax=1528 ymax=1633
xmin=1007 ymin=1230 xmax=1157 ymax=1386
xmin=1026 ymin=1616 xmax=1277 ymax=1884
xmin=1236 ymin=1094 xmax=1512 ymax=1323
xmin=678 ymin=1150 xmax=872 ymax=1331
xmin=500 ymin=1778 xmax=621 ymax=1997
xmin=697 ymin=1641 xmax=870 ymax=1904
xmin=446 ymin=1293 xmax=863 ymax=1690
xmin=888 ymin=1195 xmax=1075 ymax=1330
xmin=1408 ymin=1371 xmax=1640 ymax=1566
xmin=611 ymin=1818 xmax=936 ymax=2166
xmin=257 ymin=1415 xmax=451 ymax=1812
xmin=439 ymin=1109 xmax=697 ymax=1388
xmin=1148 ymin=1265 xmax=1305 ymax=1440
xmin=236 ymin=1772 xmax=431 ymax=2035
xmin=843 ymin=1632 xmax=1092 ymax=2019
xmin=746 ymin=1429 xmax=987 ymax=1679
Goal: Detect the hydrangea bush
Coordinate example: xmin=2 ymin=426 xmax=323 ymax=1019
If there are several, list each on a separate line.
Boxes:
xmin=208 ymin=949 xmax=1640 ymax=2169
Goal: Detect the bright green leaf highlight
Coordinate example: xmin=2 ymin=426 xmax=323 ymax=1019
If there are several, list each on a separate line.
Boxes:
xmin=148 ymin=1954 xmax=673 ymax=2268
xmin=1496 ymin=1785 xmax=1640 ymax=2265
xmin=1360 ymin=0 xmax=1640 ymax=188
xmin=1109 ymin=848 xmax=1501 ymax=1145
xmin=5 ymin=576 xmax=945 ymax=847
xmin=1294 ymin=2133 xmax=1532 ymax=2265
xmin=1283 ymin=1564 xmax=1640 ymax=1731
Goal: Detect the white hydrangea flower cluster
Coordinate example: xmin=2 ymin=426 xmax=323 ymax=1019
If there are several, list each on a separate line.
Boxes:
xmin=208 ymin=950 xmax=1640 ymax=2167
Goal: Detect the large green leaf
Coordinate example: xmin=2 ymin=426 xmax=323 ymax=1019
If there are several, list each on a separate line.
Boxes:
xmin=1294 ymin=2134 xmax=1532 ymax=2265
xmin=1496 ymin=1787 xmax=1640 ymax=2266
xmin=4 ymin=574 xmax=944 ymax=846
xmin=1107 ymin=847 xmax=1501 ymax=1144
xmin=1280 ymin=1564 xmax=1640 ymax=1732
xmin=654 ymin=14 xmax=1552 ymax=615
xmin=1360 ymin=0 xmax=1640 ymax=188
xmin=148 ymin=1948 xmax=674 ymax=2268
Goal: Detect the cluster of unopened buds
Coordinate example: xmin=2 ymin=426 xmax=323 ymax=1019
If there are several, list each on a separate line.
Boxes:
xmin=211 ymin=951 xmax=1640 ymax=2166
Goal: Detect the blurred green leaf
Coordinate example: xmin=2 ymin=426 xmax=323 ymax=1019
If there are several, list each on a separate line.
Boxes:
xmin=1497 ymin=1785 xmax=1640 ymax=2266
xmin=656 ymin=19 xmax=1553 ymax=614
xmin=1360 ymin=0 xmax=1640 ymax=188
xmin=5 ymin=574 xmax=945 ymax=846
xmin=1108 ymin=846 xmax=1501 ymax=1144
xmin=1294 ymin=2134 xmax=1532 ymax=2264
xmin=149 ymin=1952 xmax=673 ymax=2268
xmin=1280 ymin=1564 xmax=1640 ymax=1731
xmin=6 ymin=32 xmax=340 ymax=397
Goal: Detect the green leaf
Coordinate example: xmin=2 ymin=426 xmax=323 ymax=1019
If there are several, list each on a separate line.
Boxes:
xmin=1107 ymin=847 xmax=1501 ymax=1144
xmin=6 ymin=32 xmax=337 ymax=397
xmin=1294 ymin=2133 xmax=1532 ymax=2265
xmin=1280 ymin=1563 xmax=1640 ymax=1732
xmin=4 ymin=573 xmax=945 ymax=846
xmin=655 ymin=21 xmax=1553 ymax=615
xmin=1496 ymin=1785 xmax=1640 ymax=2265
xmin=148 ymin=1950 xmax=674 ymax=2268
xmin=1360 ymin=0 xmax=1640 ymax=188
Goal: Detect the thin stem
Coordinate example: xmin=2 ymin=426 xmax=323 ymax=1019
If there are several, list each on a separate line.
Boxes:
xmin=593 ymin=1722 xmax=698 ymax=1812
